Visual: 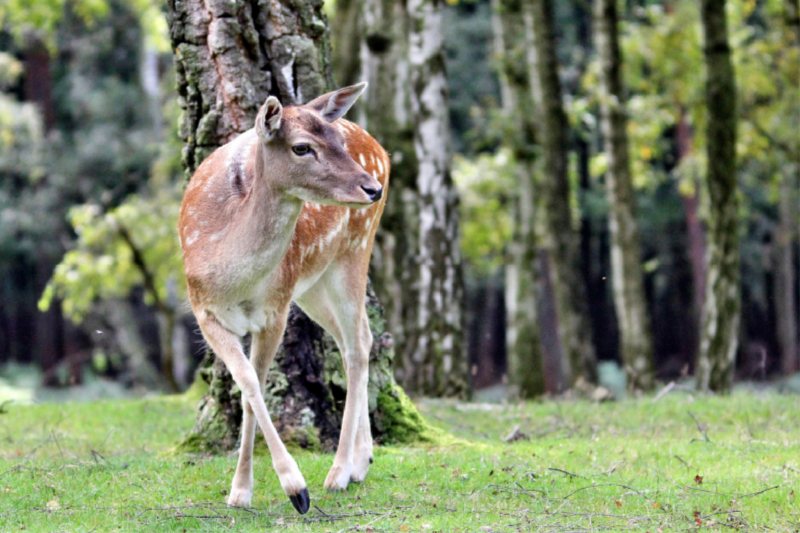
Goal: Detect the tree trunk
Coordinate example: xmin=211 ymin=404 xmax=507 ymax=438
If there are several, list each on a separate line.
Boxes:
xmin=331 ymin=0 xmax=362 ymax=88
xmin=492 ymin=0 xmax=550 ymax=397
xmin=775 ymin=179 xmax=798 ymax=374
xmin=358 ymin=0 xmax=421 ymax=393
xmin=402 ymin=0 xmax=467 ymax=397
xmin=525 ymin=0 xmax=598 ymax=386
xmin=696 ymin=0 xmax=740 ymax=393
xmin=779 ymin=0 xmax=800 ymax=375
xmin=167 ymin=0 xmax=424 ymax=453
xmin=594 ymin=0 xmax=655 ymax=391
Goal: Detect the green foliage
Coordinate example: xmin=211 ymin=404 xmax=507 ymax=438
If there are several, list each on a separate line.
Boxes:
xmin=452 ymin=150 xmax=515 ymax=274
xmin=1 ymin=393 xmax=798 ymax=531
xmin=0 ymin=0 xmax=169 ymax=52
xmin=38 ymin=184 xmax=184 ymax=323
xmin=0 ymin=0 xmax=109 ymax=46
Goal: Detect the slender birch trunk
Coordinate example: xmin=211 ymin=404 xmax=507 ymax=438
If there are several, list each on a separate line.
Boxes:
xmin=405 ymin=0 xmax=467 ymax=397
xmin=492 ymin=0 xmax=551 ymax=397
xmin=696 ymin=0 xmax=740 ymax=393
xmin=594 ymin=0 xmax=655 ymax=391
xmin=359 ymin=0 xmax=420 ymax=388
xmin=331 ymin=0 xmax=362 ymax=87
xmin=525 ymin=0 xmax=597 ymax=386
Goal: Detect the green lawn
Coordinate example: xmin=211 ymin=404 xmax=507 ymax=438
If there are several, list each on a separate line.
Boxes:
xmin=1 ymin=390 xmax=798 ymax=532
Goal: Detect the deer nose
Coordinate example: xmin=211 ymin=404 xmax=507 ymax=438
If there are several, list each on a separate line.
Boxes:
xmin=361 ymin=184 xmax=383 ymax=202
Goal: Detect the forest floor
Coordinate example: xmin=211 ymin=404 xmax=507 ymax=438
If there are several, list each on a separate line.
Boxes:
xmin=0 ymin=388 xmax=798 ymax=532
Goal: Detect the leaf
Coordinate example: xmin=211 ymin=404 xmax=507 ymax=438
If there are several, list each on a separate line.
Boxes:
xmin=694 ymin=475 xmax=703 ymax=485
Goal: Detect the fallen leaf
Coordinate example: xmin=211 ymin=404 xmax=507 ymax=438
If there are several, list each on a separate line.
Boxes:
xmin=615 ymin=499 xmax=622 ymax=507
xmin=46 ymin=500 xmax=60 ymax=511
xmin=694 ymin=475 xmax=703 ymax=485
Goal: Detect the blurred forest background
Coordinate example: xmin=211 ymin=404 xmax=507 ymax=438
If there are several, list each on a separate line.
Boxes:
xmin=0 ymin=0 xmax=799 ymax=404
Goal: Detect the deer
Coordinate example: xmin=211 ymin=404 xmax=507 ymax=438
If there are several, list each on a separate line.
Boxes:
xmin=178 ymin=82 xmax=389 ymax=515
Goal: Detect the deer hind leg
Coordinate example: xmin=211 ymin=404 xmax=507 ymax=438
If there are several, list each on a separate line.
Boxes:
xmin=228 ymin=320 xmax=283 ymax=508
xmin=196 ymin=311 xmax=310 ymax=514
xmin=350 ymin=312 xmax=374 ymax=482
xmin=295 ymin=266 xmax=373 ymax=490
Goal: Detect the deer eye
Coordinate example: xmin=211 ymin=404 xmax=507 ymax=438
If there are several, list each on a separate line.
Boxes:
xmin=292 ymin=144 xmax=312 ymax=156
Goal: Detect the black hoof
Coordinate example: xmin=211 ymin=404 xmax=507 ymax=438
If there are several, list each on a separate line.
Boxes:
xmin=289 ymin=488 xmax=310 ymax=514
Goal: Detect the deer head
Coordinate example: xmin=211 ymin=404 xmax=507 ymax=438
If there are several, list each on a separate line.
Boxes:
xmin=254 ymin=82 xmax=382 ymax=207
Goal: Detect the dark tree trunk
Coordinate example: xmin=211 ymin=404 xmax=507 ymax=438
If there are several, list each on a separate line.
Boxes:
xmin=775 ymin=182 xmax=798 ymax=374
xmin=525 ymin=0 xmax=598 ymax=386
xmin=696 ymin=0 xmax=740 ymax=393
xmin=167 ymin=0 xmax=423 ymax=453
xmin=24 ymin=37 xmax=69 ymax=386
xmin=675 ymin=110 xmax=706 ymax=371
xmin=778 ymin=0 xmax=800 ymax=375
xmin=594 ymin=0 xmax=655 ymax=391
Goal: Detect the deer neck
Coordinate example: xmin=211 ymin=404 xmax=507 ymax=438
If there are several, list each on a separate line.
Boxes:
xmin=229 ymin=137 xmax=304 ymax=277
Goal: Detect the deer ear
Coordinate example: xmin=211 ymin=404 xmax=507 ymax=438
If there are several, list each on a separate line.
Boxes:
xmin=256 ymin=96 xmax=282 ymax=142
xmin=305 ymin=82 xmax=367 ymax=123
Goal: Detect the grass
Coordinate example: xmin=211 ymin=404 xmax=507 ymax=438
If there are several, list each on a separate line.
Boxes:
xmin=0 ymin=390 xmax=798 ymax=532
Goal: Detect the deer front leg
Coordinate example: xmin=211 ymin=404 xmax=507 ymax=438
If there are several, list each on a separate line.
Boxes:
xmin=227 ymin=317 xmax=285 ymax=508
xmin=197 ymin=313 xmax=309 ymax=514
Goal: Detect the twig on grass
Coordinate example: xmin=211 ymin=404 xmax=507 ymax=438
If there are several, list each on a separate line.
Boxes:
xmin=51 ymin=429 xmax=65 ymax=460
xmin=561 ymin=483 xmax=654 ymax=502
xmin=688 ymin=411 xmax=711 ymax=443
xmin=334 ymin=510 xmax=393 ymax=533
xmin=739 ymin=485 xmax=779 ymax=499
xmin=652 ymin=381 xmax=676 ymax=402
xmin=548 ymin=467 xmax=586 ymax=479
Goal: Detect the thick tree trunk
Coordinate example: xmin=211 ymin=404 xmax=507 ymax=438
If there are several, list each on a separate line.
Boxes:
xmin=525 ymin=0 xmax=598 ymax=386
xmin=358 ymin=0 xmax=421 ymax=393
xmin=167 ymin=0 xmax=423 ymax=453
xmin=594 ymin=0 xmax=655 ymax=391
xmin=696 ymin=0 xmax=740 ymax=393
xmin=402 ymin=0 xmax=467 ymax=397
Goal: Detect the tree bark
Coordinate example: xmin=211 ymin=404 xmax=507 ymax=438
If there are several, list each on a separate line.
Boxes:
xmin=696 ymin=0 xmax=740 ymax=393
xmin=525 ymin=0 xmax=598 ymax=386
xmin=358 ymin=0 xmax=420 ymax=393
xmin=402 ymin=0 xmax=467 ymax=397
xmin=167 ymin=0 xmax=423 ymax=453
xmin=676 ymin=110 xmax=706 ymax=369
xmin=492 ymin=0 xmax=558 ymax=397
xmin=775 ymin=179 xmax=798 ymax=374
xmin=594 ymin=0 xmax=655 ymax=391
xmin=779 ymin=0 xmax=800 ymax=375
xmin=331 ymin=0 xmax=362 ymax=87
